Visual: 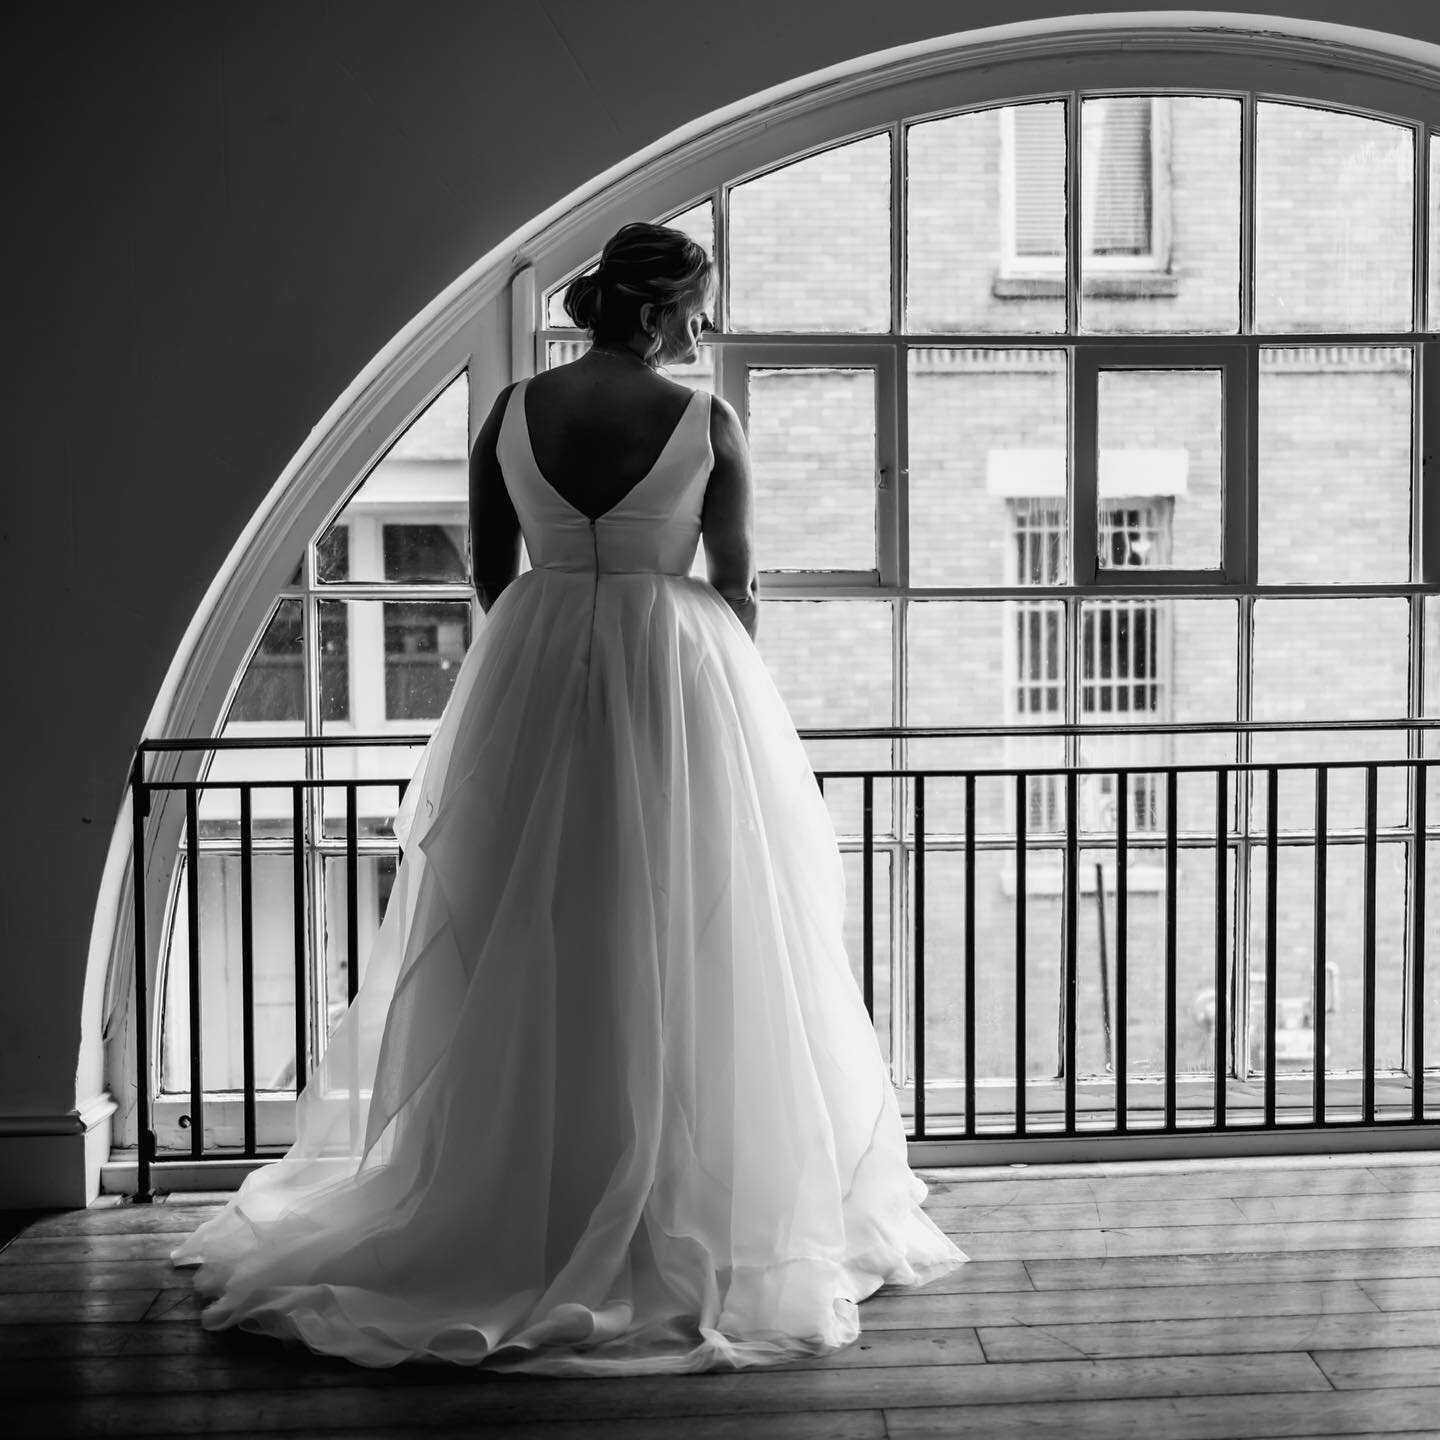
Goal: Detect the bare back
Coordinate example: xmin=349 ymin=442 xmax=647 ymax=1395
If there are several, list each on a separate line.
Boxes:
xmin=523 ymin=364 xmax=698 ymax=521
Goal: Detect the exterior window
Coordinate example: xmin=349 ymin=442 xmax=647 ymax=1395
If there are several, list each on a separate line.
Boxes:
xmin=167 ymin=75 xmax=1434 ymax=1142
xmin=1002 ymin=96 xmax=1173 ymax=287
xmin=1013 ymin=500 xmax=1171 ymax=835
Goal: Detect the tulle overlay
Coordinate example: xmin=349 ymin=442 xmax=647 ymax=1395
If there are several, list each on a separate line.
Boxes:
xmin=172 ymin=383 xmax=965 ymax=1373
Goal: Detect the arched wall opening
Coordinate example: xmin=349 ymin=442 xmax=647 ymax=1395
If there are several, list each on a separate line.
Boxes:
xmin=87 ymin=13 xmax=1440 ymax=1200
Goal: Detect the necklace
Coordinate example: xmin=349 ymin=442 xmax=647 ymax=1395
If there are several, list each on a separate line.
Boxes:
xmin=587 ymin=345 xmax=655 ymax=370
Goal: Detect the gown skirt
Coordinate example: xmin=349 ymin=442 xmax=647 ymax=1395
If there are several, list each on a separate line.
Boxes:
xmin=171 ymin=558 xmax=966 ymax=1374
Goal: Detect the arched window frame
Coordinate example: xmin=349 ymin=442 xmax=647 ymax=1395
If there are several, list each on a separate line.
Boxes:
xmin=109 ymin=22 xmax=1440 ymax=1161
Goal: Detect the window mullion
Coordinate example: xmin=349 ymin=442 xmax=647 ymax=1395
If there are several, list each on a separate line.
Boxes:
xmin=1066 ymin=91 xmax=1081 ymax=335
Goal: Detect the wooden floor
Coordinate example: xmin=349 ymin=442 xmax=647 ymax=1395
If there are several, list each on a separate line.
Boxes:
xmin=2 ymin=1154 xmax=1438 ymax=1439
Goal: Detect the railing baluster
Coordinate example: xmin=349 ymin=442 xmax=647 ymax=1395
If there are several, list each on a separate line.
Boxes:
xmin=1117 ymin=771 xmax=1129 ymax=1133
xmin=1214 ymin=768 xmax=1227 ymax=1130
xmin=1014 ymin=774 xmax=1026 ymax=1137
xmin=1314 ymin=768 xmax=1328 ymax=1126
xmin=1064 ymin=771 xmax=1078 ymax=1135
xmin=1363 ymin=764 xmax=1378 ymax=1124
xmin=862 ymin=775 xmax=874 ymax=1021
xmin=185 ymin=787 xmax=204 ymax=1162
xmin=964 ymin=774 xmax=976 ymax=1138
xmin=292 ymin=784 xmax=307 ymax=1093
xmin=130 ymin=756 xmax=153 ymax=1203
xmin=239 ymin=787 xmax=257 ymax=1158
xmin=1165 ymin=769 xmax=1178 ymax=1131
xmin=913 ymin=776 xmax=926 ymax=1141
xmin=1265 ymin=768 xmax=1279 ymax=1129
xmin=1413 ymin=766 xmax=1427 ymax=1124
xmin=346 ymin=782 xmax=360 ymax=1006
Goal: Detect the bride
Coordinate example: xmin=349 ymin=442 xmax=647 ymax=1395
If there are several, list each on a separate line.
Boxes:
xmin=172 ymin=221 xmax=965 ymax=1374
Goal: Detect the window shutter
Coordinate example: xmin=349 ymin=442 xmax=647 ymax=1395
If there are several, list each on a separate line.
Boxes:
xmin=1012 ymin=104 xmax=1066 ymax=258
xmin=1087 ymin=98 xmax=1152 ymax=255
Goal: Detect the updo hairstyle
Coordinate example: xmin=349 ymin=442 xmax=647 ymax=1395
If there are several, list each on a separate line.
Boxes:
xmin=563 ymin=221 xmax=713 ymax=365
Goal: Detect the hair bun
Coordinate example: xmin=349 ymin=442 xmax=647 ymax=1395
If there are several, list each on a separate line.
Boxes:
xmin=560 ymin=221 xmax=714 ymax=358
xmin=562 ymin=269 xmax=604 ymax=330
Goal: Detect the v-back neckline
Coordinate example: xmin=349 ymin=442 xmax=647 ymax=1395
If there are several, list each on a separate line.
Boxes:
xmin=519 ymin=379 xmax=701 ymax=523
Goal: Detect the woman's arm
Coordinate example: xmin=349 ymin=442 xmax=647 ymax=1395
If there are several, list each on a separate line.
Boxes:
xmin=469 ymin=384 xmax=523 ymax=612
xmin=701 ymin=395 xmax=759 ymax=640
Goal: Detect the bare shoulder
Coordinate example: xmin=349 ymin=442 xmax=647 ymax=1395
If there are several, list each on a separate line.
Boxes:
xmin=707 ymin=392 xmax=746 ymax=456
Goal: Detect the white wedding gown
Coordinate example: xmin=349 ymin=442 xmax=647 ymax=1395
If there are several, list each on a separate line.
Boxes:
xmin=171 ymin=379 xmax=965 ymax=1373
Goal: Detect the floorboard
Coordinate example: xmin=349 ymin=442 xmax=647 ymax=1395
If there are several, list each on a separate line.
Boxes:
xmin=2 ymin=1153 xmax=1439 ymax=1439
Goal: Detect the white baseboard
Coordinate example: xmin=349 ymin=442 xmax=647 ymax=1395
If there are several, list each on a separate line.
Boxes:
xmin=0 ymin=1095 xmax=117 ymax=1208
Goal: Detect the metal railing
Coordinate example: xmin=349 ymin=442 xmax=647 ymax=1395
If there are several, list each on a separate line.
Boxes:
xmin=127 ymin=722 xmax=1439 ymax=1196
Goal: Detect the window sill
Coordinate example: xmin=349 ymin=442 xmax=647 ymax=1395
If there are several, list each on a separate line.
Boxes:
xmin=993 ymin=271 xmax=1181 ymax=300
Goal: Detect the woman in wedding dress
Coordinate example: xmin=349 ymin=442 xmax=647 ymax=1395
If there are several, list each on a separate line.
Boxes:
xmin=172 ymin=221 xmax=965 ymax=1374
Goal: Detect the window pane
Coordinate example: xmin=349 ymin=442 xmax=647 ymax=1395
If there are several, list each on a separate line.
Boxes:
xmin=907 ymin=599 xmax=1065 ymax=837
xmin=1077 ymin=599 xmax=1237 ymax=841
xmin=545 ymin=199 xmax=714 ymax=329
xmin=321 ymin=853 xmax=399 ymax=1040
xmin=747 ymin=367 xmax=876 ymax=571
xmin=906 ymin=102 xmax=1065 ymax=334
xmin=728 ymin=133 xmax=891 ymax=332
xmin=841 ymin=848 xmax=893 ymax=1065
xmin=1258 ymin=348 xmax=1412 ymax=585
xmin=318 ymin=598 xmax=471 ymax=838
xmin=225 ymin=600 xmax=304 ymax=726
xmin=759 ymin=600 xmax=892 ymax=729
xmin=200 ymin=602 xmax=308 ymax=840
xmin=1081 ymin=97 xmax=1240 ymax=336
xmin=1096 ymin=369 xmax=1223 ymax=570
xmin=1256 ymin=103 xmax=1414 ymax=333
xmin=1251 ymin=598 xmax=1410 ymax=832
xmin=159 ymin=853 xmax=298 ymax=1094
xmin=1248 ymin=842 xmax=1409 ymax=1089
xmin=318 ymin=374 xmax=469 ymax=583
xmin=908 ymin=349 xmax=1068 ymax=587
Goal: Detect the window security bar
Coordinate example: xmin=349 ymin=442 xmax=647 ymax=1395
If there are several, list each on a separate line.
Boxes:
xmin=128 ymin=726 xmax=1439 ymax=1199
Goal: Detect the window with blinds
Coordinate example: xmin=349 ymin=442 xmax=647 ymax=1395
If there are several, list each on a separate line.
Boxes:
xmin=1084 ymin=98 xmax=1154 ymax=256
xmin=1004 ymin=96 xmax=1165 ymax=273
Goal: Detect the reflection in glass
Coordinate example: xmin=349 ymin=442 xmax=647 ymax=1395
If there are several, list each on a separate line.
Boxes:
xmin=1256 ymin=103 xmax=1413 ymax=332
xmin=908 ymin=350 xmax=1068 ymax=587
xmin=907 ymin=103 xmax=1066 ymax=334
xmin=1097 ymin=369 xmax=1222 ymax=571
xmin=1258 ymin=349 xmax=1412 ymax=585
xmin=318 ymin=374 xmax=469 ymax=583
xmin=747 ymin=368 xmax=876 ymax=571
xmin=729 ymin=133 xmax=891 ymax=332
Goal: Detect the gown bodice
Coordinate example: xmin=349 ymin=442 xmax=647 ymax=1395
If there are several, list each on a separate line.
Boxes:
xmin=497 ymin=378 xmax=713 ymax=578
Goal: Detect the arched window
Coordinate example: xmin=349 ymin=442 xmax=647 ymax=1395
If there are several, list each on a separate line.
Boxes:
xmin=129 ymin=27 xmax=1440 ymax=1160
